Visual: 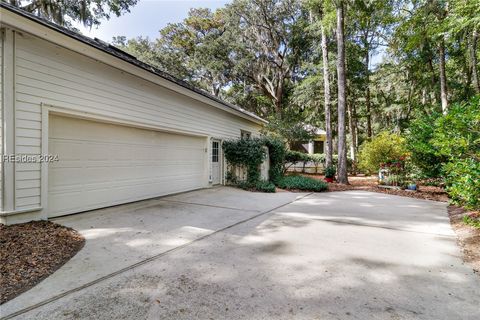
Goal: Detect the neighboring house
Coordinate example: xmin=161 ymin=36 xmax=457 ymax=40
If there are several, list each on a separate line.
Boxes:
xmin=288 ymin=125 xmax=327 ymax=174
xmin=290 ymin=125 xmax=326 ymax=155
xmin=0 ymin=3 xmax=266 ymax=224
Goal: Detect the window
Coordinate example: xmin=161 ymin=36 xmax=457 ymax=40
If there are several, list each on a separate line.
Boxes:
xmin=313 ymin=141 xmax=324 ymax=154
xmin=212 ymin=141 xmax=219 ymax=163
xmin=290 ymin=141 xmax=309 ymax=153
xmin=241 ymin=130 xmax=251 ymax=140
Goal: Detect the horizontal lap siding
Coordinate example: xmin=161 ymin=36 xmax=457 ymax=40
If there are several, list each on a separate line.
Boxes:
xmin=0 ymin=32 xmax=3 ymax=210
xmin=13 ymin=33 xmax=260 ymax=210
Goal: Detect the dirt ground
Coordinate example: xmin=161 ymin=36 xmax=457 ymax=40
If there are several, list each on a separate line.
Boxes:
xmin=0 ymin=220 xmax=85 ymax=304
xmin=448 ymin=206 xmax=480 ymax=274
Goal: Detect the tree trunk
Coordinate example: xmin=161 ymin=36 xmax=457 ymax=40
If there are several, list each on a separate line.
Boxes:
xmin=321 ymin=22 xmax=333 ymax=169
xmin=472 ymin=27 xmax=480 ymax=94
xmin=428 ymin=56 xmax=439 ymax=105
xmin=439 ymin=38 xmax=448 ymax=114
xmin=347 ymin=100 xmax=357 ymax=175
xmin=365 ymin=39 xmax=372 ymax=138
xmin=336 ymin=1 xmax=348 ymax=184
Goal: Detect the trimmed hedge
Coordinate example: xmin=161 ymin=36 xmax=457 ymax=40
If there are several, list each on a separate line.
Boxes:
xmin=285 ymin=151 xmax=353 ymax=173
xmin=276 ymin=175 xmax=328 ymax=192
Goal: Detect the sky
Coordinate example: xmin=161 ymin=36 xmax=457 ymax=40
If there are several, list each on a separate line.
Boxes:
xmin=75 ymin=0 xmax=231 ymax=42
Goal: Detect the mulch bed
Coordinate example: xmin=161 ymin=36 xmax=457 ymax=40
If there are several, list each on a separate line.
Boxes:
xmin=0 ymin=221 xmax=85 ymax=304
xmin=448 ymin=206 xmax=480 ymax=274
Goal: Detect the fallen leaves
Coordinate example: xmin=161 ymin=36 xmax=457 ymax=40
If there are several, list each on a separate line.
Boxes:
xmin=0 ymin=220 xmax=85 ymax=304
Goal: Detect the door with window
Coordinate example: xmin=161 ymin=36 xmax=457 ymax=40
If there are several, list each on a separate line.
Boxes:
xmin=211 ymin=139 xmax=221 ymax=185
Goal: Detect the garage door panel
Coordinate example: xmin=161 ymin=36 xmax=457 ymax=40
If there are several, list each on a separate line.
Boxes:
xmin=49 ymin=174 xmax=205 ymax=215
xmin=50 ymin=161 xmax=205 ymax=187
xmin=48 ymin=115 xmax=206 ymax=217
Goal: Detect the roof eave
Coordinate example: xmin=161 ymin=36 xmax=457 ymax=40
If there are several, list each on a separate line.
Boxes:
xmin=0 ymin=3 xmax=267 ymax=125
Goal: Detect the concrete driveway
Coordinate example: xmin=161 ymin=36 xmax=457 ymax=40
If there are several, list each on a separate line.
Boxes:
xmin=2 ymin=188 xmax=479 ymax=319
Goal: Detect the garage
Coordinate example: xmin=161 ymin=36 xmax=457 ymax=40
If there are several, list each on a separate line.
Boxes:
xmin=47 ymin=115 xmax=207 ymax=217
xmin=1 ymin=5 xmax=265 ymax=224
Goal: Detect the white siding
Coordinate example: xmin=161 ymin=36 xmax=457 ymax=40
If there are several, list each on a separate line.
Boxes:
xmin=13 ymin=32 xmax=261 ymax=211
xmin=0 ymin=30 xmax=3 ymax=211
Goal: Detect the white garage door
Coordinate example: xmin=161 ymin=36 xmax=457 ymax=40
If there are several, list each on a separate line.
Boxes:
xmin=48 ymin=115 xmax=206 ymax=217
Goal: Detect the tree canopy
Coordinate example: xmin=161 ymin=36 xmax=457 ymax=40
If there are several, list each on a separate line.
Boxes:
xmin=5 ymin=0 xmax=138 ymax=28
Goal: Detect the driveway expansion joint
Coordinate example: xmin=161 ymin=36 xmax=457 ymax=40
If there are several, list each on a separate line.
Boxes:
xmin=157 ymin=199 xmax=263 ymax=212
xmin=1 ymin=193 xmax=312 ymax=320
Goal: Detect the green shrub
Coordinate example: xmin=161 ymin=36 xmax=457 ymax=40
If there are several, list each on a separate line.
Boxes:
xmin=324 ymin=165 xmax=336 ymax=178
xmin=357 ymin=132 xmax=408 ymax=174
xmin=276 ymin=175 xmax=328 ymax=192
xmin=405 ymin=112 xmax=447 ymax=178
xmin=431 ymin=96 xmax=480 ymax=209
xmin=254 ymin=180 xmax=277 ymax=193
xmin=284 ymin=150 xmax=311 ymax=172
xmin=443 ymin=159 xmax=480 ymax=209
xmin=237 ymin=180 xmax=276 ymax=193
xmin=285 ymin=150 xmax=311 ymax=163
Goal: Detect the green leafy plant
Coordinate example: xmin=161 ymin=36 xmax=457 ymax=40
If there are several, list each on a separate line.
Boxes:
xmin=223 ymin=138 xmax=266 ymax=185
xmin=405 ymin=112 xmax=447 ymax=178
xmin=358 ymin=132 xmax=408 ymax=174
xmin=431 ymin=97 xmax=480 ymax=209
xmin=264 ymin=137 xmax=286 ymax=184
xmin=237 ymin=180 xmax=276 ymax=193
xmin=284 ymin=150 xmax=311 ymax=172
xmin=324 ymin=165 xmax=336 ymax=178
xmin=463 ymin=213 xmax=480 ymax=229
xmin=253 ymin=180 xmax=277 ymax=193
xmin=276 ymin=175 xmax=328 ymax=192
xmin=223 ymin=136 xmax=288 ymax=192
xmin=443 ymin=158 xmax=480 ymax=209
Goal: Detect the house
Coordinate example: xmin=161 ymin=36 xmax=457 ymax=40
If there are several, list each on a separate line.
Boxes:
xmin=288 ymin=125 xmax=327 ymax=173
xmin=289 ymin=125 xmax=326 ymax=155
xmin=0 ymin=3 xmax=266 ymax=224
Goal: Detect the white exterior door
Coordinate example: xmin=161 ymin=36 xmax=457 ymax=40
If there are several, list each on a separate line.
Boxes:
xmin=47 ymin=115 xmax=206 ymax=217
xmin=211 ymin=140 xmax=221 ymax=185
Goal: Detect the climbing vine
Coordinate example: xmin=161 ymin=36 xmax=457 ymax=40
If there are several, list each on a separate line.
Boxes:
xmin=222 ymin=136 xmax=286 ymax=186
xmin=223 ymin=138 xmax=266 ymax=184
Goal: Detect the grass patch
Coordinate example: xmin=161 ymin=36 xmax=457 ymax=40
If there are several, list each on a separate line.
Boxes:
xmin=276 ymin=175 xmax=328 ymax=192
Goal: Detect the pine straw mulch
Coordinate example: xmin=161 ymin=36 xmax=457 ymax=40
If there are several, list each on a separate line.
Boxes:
xmin=447 ymin=206 xmax=480 ymax=274
xmin=304 ymin=174 xmax=449 ymax=202
xmin=0 ymin=220 xmax=85 ymax=304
